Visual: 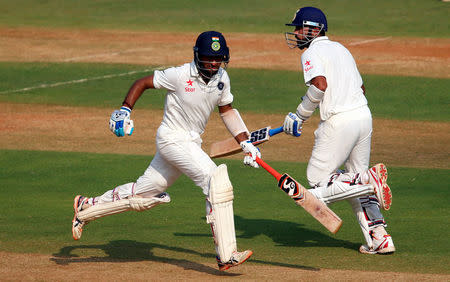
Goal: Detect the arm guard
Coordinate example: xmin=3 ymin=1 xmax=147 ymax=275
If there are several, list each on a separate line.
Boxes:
xmin=220 ymin=109 xmax=249 ymax=137
xmin=296 ymin=85 xmax=325 ymax=120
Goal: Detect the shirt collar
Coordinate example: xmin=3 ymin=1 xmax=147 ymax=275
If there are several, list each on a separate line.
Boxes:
xmin=310 ymin=36 xmax=329 ymax=47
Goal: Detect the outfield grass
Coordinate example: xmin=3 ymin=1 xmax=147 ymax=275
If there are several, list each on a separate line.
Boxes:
xmin=1 ymin=0 xmax=449 ymax=37
xmin=1 ymin=150 xmax=449 ymax=273
xmin=0 ymin=62 xmax=448 ymax=121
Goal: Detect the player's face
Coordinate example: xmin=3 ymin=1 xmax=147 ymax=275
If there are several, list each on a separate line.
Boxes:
xmin=294 ymin=26 xmax=320 ymax=40
xmin=198 ymin=55 xmax=223 ymax=78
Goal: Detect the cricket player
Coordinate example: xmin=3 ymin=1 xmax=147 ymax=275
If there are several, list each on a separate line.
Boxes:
xmin=282 ymin=7 xmax=395 ymax=254
xmin=71 ymin=31 xmax=261 ymax=270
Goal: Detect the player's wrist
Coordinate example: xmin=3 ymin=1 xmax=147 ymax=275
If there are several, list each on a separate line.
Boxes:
xmin=120 ymin=106 xmax=132 ymax=114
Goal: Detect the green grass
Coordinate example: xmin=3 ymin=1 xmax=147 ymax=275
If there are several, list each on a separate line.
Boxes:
xmin=0 ymin=0 xmax=449 ymax=37
xmin=1 ymin=62 xmax=449 ymax=121
xmin=0 ymin=150 xmax=449 ymax=274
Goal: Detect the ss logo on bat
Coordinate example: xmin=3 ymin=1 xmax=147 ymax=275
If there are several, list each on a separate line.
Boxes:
xmin=249 ymin=128 xmax=267 ymax=143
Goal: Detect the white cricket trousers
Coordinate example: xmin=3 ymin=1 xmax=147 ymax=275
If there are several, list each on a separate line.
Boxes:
xmin=94 ymin=125 xmax=217 ymax=204
xmin=307 ymin=105 xmax=372 ymax=187
xmin=307 ymin=105 xmax=386 ymax=227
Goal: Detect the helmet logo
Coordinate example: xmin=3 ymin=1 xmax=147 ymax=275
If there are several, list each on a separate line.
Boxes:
xmin=211 ymin=37 xmax=221 ymax=51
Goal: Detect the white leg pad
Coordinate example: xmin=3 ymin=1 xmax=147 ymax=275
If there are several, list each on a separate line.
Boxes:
xmin=348 ymin=198 xmax=373 ymax=249
xmin=78 ymin=193 xmax=170 ymax=222
xmin=310 ymin=182 xmax=373 ymax=204
xmin=206 ymin=164 xmax=237 ymax=263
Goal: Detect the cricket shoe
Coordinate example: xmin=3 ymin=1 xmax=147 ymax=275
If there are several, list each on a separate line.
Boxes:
xmin=217 ymin=250 xmax=253 ymax=271
xmin=72 ymin=195 xmax=88 ymax=240
xmin=367 ymin=163 xmax=392 ymax=210
xmin=359 ymin=227 xmax=395 ymax=255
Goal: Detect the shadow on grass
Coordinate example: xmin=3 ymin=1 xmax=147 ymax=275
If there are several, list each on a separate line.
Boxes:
xmin=176 ymin=215 xmax=359 ymax=251
xmin=51 ymin=240 xmax=240 ymax=277
xmin=234 ymin=215 xmax=360 ymax=250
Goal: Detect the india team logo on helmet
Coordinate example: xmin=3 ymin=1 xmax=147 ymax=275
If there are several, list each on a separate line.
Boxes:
xmin=211 ymin=37 xmax=221 ymax=51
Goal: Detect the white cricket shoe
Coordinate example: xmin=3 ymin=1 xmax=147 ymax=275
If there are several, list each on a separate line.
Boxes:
xmin=359 ymin=226 xmax=396 ymax=254
xmin=72 ymin=195 xmax=88 ymax=240
xmin=367 ymin=163 xmax=392 ymax=210
xmin=217 ymin=250 xmax=253 ymax=271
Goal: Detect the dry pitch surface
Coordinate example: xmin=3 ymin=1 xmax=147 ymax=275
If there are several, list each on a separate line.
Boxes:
xmin=1 ymin=27 xmax=449 ymax=280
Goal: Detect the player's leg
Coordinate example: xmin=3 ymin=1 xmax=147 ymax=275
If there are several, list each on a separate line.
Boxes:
xmin=72 ymin=152 xmax=180 ymax=240
xmin=306 ymin=116 xmax=376 ymax=203
xmin=344 ymin=108 xmax=395 ymax=254
xmin=157 ymin=130 xmax=252 ymax=270
xmin=206 ymin=164 xmax=253 ymax=271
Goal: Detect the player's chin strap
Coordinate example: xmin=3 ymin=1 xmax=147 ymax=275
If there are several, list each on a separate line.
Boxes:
xmin=296 ymin=84 xmax=324 ymax=120
xmin=220 ymin=109 xmax=249 ymax=137
xmin=77 ymin=193 xmax=171 ymax=223
xmin=206 ymin=164 xmax=237 ymax=263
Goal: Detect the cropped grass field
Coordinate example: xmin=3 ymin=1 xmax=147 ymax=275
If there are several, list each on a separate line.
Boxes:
xmin=1 ymin=0 xmax=449 ymax=278
xmin=1 ymin=150 xmax=449 ymax=273
xmin=2 ymin=0 xmax=449 ymax=37
xmin=1 ymin=62 xmax=449 ymax=121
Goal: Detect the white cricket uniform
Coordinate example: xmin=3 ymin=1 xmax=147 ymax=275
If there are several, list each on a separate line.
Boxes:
xmin=94 ymin=61 xmax=233 ymax=204
xmin=301 ymin=36 xmax=371 ymax=185
xmin=302 ymin=36 xmax=385 ymax=228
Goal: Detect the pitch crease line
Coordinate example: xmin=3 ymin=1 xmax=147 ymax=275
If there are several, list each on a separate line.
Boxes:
xmin=348 ymin=37 xmax=392 ymax=46
xmin=0 ymin=68 xmax=159 ymax=94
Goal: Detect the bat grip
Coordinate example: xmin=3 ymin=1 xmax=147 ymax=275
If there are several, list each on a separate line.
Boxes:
xmin=268 ymin=126 xmax=283 ymax=136
xmin=255 ymin=157 xmax=282 ymax=181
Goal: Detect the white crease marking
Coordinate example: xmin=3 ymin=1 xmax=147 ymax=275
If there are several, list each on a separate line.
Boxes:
xmin=348 ymin=37 xmax=392 ymax=46
xmin=0 ymin=68 xmax=158 ymax=94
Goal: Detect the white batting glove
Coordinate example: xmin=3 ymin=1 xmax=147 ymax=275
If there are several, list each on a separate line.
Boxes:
xmin=240 ymin=141 xmax=261 ymax=168
xmin=109 ymin=106 xmax=134 ymax=137
xmin=283 ymin=112 xmax=303 ymax=137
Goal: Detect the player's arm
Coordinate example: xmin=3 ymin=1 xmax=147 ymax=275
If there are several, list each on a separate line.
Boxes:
xmin=122 ymin=75 xmax=155 ymax=109
xmin=218 ymin=104 xmax=249 ymax=143
xmin=283 ymin=75 xmax=326 ymax=137
xmin=218 ymin=104 xmax=261 ymax=168
xmin=109 ymin=74 xmax=155 ymax=137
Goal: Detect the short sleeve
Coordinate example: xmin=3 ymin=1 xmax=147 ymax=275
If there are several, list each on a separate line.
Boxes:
xmin=153 ymin=67 xmax=178 ymax=91
xmin=217 ymin=70 xmax=234 ymax=106
xmin=301 ymin=49 xmax=325 ymax=86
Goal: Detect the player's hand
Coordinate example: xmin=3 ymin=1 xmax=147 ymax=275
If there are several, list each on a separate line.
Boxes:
xmin=283 ymin=112 xmax=303 ymax=137
xmin=240 ymin=141 xmax=261 ymax=168
xmin=109 ymin=106 xmax=134 ymax=137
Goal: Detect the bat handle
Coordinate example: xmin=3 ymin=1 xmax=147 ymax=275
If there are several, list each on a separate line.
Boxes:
xmin=268 ymin=126 xmax=284 ymax=136
xmin=255 ymin=157 xmax=282 ymax=181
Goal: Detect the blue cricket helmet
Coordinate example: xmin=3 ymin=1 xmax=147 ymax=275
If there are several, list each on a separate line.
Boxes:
xmin=193 ymin=31 xmax=230 ymax=80
xmin=194 ymin=31 xmax=230 ymax=60
xmin=286 ymin=7 xmax=328 ymax=31
xmin=285 ymin=7 xmax=327 ymax=49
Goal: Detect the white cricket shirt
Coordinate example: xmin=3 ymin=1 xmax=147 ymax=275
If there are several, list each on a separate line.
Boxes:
xmin=153 ymin=61 xmax=233 ymax=135
xmin=301 ymin=36 xmax=367 ymax=121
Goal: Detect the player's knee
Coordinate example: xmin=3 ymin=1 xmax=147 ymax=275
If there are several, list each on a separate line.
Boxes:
xmin=135 ymin=171 xmax=169 ymax=196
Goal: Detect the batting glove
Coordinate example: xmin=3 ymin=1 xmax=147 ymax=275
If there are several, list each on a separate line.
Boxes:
xmin=109 ymin=106 xmax=134 ymax=137
xmin=240 ymin=141 xmax=261 ymax=168
xmin=283 ymin=112 xmax=303 ymax=137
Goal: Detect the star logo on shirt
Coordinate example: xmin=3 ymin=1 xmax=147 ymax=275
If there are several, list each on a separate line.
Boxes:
xmin=305 ymin=60 xmax=311 ymax=66
xmin=187 ymin=80 xmax=193 ymax=86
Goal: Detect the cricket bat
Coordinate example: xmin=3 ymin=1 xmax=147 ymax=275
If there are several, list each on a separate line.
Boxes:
xmin=255 ymin=156 xmax=343 ymax=234
xmin=209 ymin=126 xmax=283 ymax=158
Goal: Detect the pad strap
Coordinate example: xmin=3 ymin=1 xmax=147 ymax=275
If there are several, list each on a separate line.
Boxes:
xmin=220 ymin=109 xmax=249 ymax=138
xmin=77 ymin=193 xmax=170 ymax=222
xmin=296 ymin=85 xmax=324 ymax=120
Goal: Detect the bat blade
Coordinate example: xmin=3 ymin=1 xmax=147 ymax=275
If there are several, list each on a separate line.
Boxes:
xmin=209 ymin=126 xmax=283 ymax=158
xmin=278 ymin=173 xmax=342 ymax=234
xmin=256 ymin=157 xmax=343 ymax=234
